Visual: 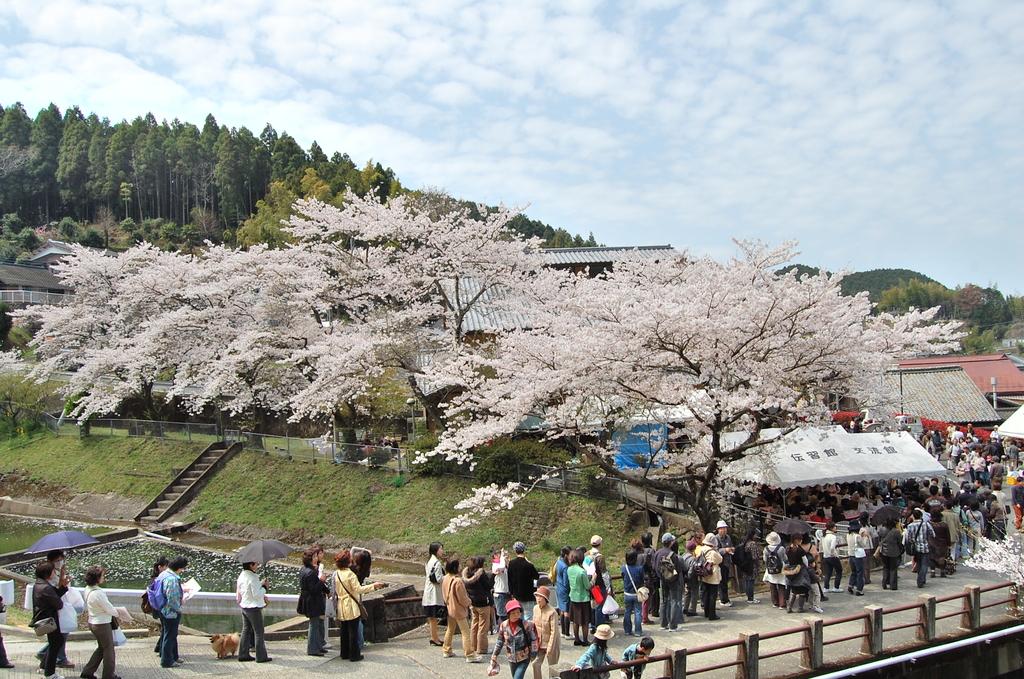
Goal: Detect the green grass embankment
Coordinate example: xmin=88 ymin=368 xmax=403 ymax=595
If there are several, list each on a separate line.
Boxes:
xmin=0 ymin=434 xmax=637 ymax=567
xmin=0 ymin=433 xmax=199 ymax=497
xmin=192 ymin=451 xmax=633 ymax=565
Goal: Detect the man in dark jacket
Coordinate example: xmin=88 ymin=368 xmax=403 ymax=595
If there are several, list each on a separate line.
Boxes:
xmin=506 ymin=541 xmax=539 ymax=620
xmin=32 ymin=560 xmax=69 ymax=679
xmin=653 ymin=533 xmax=683 ymax=629
xmin=715 ymin=521 xmax=737 ymax=605
xmin=640 ymin=532 xmax=659 ymax=623
xmin=297 ymin=546 xmax=330 ymax=656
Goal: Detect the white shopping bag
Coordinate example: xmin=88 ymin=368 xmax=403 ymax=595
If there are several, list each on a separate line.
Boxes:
xmin=601 ymin=595 xmax=619 ymax=616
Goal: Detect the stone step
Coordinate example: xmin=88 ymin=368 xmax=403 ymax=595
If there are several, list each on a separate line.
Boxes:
xmin=171 ymin=484 xmax=189 ymax=493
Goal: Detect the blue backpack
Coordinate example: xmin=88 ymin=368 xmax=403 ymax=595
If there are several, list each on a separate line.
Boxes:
xmin=147 ymin=577 xmax=167 ymax=611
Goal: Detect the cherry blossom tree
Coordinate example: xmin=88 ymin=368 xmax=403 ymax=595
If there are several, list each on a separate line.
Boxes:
xmin=20 ymin=244 xmax=187 ymax=420
xmin=435 ymin=241 xmax=962 ymax=531
xmin=965 ymin=536 xmax=1024 ymax=586
xmin=283 ymin=191 xmax=547 ymax=429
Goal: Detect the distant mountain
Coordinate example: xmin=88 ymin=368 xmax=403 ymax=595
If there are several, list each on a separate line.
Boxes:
xmin=780 ymin=265 xmax=943 ymax=302
xmin=840 ymin=269 xmax=943 ymax=301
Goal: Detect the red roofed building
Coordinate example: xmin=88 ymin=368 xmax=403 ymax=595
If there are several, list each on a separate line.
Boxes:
xmin=898 ymin=354 xmax=1024 ymax=416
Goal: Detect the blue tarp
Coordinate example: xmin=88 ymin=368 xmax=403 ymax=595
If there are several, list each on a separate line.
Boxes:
xmin=612 ymin=423 xmax=668 ymax=469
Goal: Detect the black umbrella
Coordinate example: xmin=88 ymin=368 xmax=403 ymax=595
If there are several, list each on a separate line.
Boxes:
xmin=235 ymin=539 xmax=293 ymax=564
xmin=869 ymin=505 xmax=901 ymax=527
xmin=772 ymin=517 xmax=812 ymax=536
xmin=25 ymin=530 xmax=99 ymax=554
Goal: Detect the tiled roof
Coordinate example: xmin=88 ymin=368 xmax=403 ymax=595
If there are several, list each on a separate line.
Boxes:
xmin=540 ymin=245 xmax=676 ymax=266
xmin=0 ymin=262 xmax=67 ymax=290
xmin=885 ymin=366 xmax=1001 ymax=423
xmin=438 ymin=278 xmax=533 ymax=334
xmin=899 ymin=353 xmax=1024 ymax=396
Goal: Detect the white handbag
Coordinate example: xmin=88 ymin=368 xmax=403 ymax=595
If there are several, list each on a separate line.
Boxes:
xmin=601 ymin=595 xmax=619 ymax=615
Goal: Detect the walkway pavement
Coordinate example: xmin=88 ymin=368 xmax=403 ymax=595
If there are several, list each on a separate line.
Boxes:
xmin=1 ymin=566 xmax=1015 ymax=678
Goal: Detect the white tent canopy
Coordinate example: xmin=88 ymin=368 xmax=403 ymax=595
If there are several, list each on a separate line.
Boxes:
xmin=721 ymin=426 xmax=946 ymax=489
xmin=998 ymin=405 xmax=1024 ymax=439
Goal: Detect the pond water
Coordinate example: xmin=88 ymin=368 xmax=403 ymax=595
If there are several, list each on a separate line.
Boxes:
xmin=0 ymin=514 xmax=113 ymax=554
xmin=4 ymin=535 xmax=300 ymax=633
xmin=5 ymin=537 xmax=300 ymax=593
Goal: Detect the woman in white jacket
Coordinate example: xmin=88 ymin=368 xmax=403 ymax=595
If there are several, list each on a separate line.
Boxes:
xmin=422 ymin=542 xmax=446 ymax=647
xmin=236 ymin=562 xmax=271 ymax=663
xmin=82 ymin=565 xmax=119 ymax=679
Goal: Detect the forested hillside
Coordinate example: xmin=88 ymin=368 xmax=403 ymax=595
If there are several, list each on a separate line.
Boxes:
xmin=781 ymin=264 xmax=1023 ymax=354
xmin=0 ymin=102 xmax=596 ymax=259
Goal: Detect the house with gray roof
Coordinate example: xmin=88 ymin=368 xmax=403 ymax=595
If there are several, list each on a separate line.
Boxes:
xmin=884 ymin=366 xmax=1001 ymax=424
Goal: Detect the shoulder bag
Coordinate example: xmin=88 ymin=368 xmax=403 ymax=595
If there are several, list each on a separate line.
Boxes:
xmin=339 ymin=573 xmax=369 ymax=621
xmin=624 ymin=566 xmax=649 ymax=603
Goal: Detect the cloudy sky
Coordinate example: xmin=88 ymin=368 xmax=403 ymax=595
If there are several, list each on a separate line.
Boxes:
xmin=1 ymin=0 xmax=1021 ymax=291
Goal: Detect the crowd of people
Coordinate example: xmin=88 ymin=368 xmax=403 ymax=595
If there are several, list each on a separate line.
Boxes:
xmin=9 ymin=542 xmax=383 ymax=679
xmin=420 ymin=536 xmax=673 ymax=678
xmin=5 ymin=422 xmax=1019 ymax=679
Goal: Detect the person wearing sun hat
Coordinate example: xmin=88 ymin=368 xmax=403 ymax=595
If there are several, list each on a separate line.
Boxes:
xmin=529 ymin=586 xmax=560 ymax=679
xmin=571 ymin=623 xmax=614 ymax=673
xmin=489 ymin=599 xmax=538 ymax=679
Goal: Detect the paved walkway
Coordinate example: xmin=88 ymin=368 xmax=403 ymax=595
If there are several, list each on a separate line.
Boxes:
xmin=1 ymin=566 xmax=1015 ymax=678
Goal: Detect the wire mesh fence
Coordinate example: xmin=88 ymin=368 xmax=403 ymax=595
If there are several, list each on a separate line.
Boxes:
xmin=34 ymin=411 xmax=630 ymax=502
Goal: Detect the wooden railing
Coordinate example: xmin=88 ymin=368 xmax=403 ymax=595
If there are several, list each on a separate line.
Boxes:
xmin=562 ymin=581 xmax=1019 ymax=679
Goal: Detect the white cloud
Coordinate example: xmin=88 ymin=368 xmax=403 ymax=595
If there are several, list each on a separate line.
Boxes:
xmin=0 ymin=0 xmax=1020 ymax=290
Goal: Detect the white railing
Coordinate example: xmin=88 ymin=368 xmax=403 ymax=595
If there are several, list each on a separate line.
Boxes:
xmin=0 ymin=289 xmax=68 ymax=305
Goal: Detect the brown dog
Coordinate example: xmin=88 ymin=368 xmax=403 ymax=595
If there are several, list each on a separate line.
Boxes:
xmin=210 ymin=633 xmax=240 ymax=659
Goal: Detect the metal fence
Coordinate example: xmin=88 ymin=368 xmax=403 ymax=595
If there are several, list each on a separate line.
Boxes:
xmin=41 ymin=412 xmax=219 ymax=443
xmin=222 ymin=429 xmax=416 ymax=473
xmin=37 ymin=412 xmax=632 ymax=502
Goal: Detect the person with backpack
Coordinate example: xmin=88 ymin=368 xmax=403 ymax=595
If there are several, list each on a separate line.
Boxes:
xmin=146 ymin=556 xmax=169 ymax=655
xmin=159 ymin=556 xmax=188 ymax=669
xmin=654 ymin=533 xmax=683 ymax=631
xmin=903 ymin=508 xmax=935 ymax=588
xmin=422 ymin=542 xmax=446 ymax=647
xmin=681 ymin=538 xmax=701 ymax=617
xmin=695 ymin=534 xmax=723 ymax=620
xmin=639 ymin=533 xmax=658 ymax=625
xmin=762 ymin=531 xmax=788 ymax=608
xmin=734 ymin=527 xmax=761 ymax=604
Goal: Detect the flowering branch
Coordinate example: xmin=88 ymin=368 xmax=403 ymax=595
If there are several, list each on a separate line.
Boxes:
xmin=442 ymin=472 xmax=555 ymax=534
xmin=964 ymin=536 xmax=1024 ymax=586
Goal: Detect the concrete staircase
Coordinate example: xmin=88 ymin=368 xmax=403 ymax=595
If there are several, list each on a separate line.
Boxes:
xmin=134 ymin=441 xmax=241 ymax=524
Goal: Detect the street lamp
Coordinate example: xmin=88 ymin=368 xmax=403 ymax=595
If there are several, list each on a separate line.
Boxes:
xmin=406 ymin=397 xmax=416 ymax=441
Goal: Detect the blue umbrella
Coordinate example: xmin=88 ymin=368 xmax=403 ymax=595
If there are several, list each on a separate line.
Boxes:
xmin=25 ymin=530 xmax=99 ymax=554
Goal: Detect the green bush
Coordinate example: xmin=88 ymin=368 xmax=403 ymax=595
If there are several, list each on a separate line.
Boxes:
xmin=472 ymin=438 xmax=568 ymax=486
